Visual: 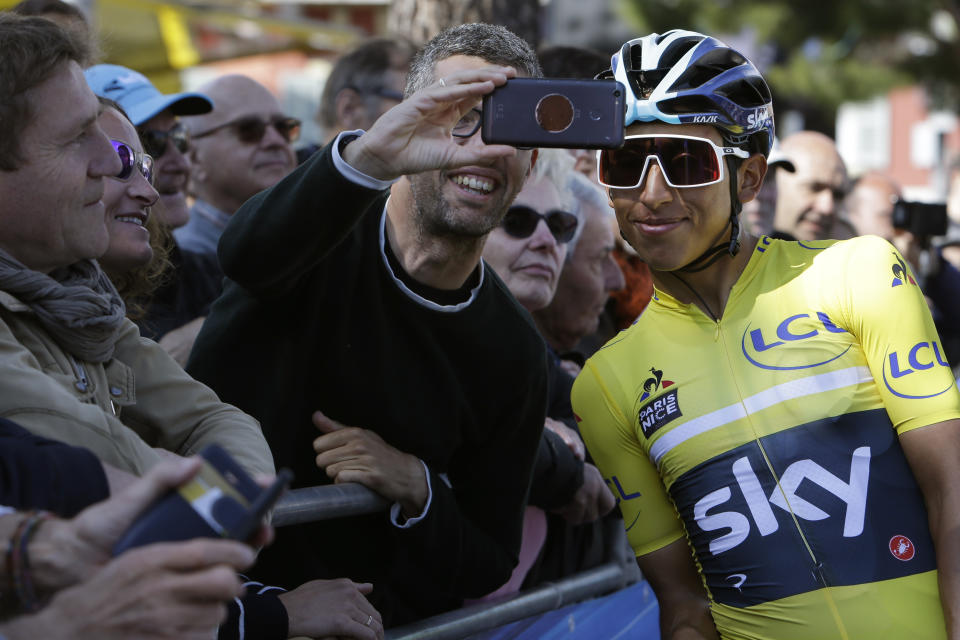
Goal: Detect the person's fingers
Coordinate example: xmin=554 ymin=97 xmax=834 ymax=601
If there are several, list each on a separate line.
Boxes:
xmin=128 ymin=539 xmax=255 ymax=574
xmin=155 ymin=565 xmax=244 ymax=602
xmin=74 ymin=456 xmax=204 ymax=546
xmin=355 ymin=581 xmax=374 ymax=594
xmin=313 ymin=410 xmax=346 ymax=433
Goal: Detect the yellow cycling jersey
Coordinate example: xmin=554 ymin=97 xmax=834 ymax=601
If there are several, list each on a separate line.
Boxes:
xmin=573 ymin=235 xmax=960 ymax=640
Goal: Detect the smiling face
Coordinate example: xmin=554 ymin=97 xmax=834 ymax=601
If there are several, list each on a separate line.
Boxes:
xmin=0 ymin=61 xmax=122 ymax=273
xmin=188 ymin=76 xmax=296 ymax=215
xmin=773 ymin=131 xmax=847 ymax=241
xmin=482 ymin=175 xmax=568 ymax=311
xmin=408 ymin=55 xmax=536 ymax=239
xmin=139 ymin=109 xmax=191 ymax=228
xmin=97 ymin=108 xmax=159 ymax=274
xmin=609 ymin=123 xmax=738 ymax=271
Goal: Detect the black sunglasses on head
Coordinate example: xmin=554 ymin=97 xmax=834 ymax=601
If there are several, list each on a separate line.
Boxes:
xmin=193 ymin=116 xmax=302 ymax=145
xmin=502 ymin=205 xmax=578 ymax=244
xmin=138 ymin=122 xmax=190 ymax=159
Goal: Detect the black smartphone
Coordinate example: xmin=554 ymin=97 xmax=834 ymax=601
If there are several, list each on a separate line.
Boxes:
xmin=481 ymin=78 xmax=625 ymax=150
xmin=113 ymin=445 xmax=293 ymax=555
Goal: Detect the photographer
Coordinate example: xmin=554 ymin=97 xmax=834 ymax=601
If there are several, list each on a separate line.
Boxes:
xmin=847 ymin=171 xmax=960 ymax=366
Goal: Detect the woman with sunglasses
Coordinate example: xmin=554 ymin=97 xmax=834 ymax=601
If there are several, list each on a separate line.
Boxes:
xmin=94 ymin=101 xmax=170 ymax=318
xmin=572 ymin=30 xmax=960 ymax=640
xmin=478 ymin=149 xmax=616 ymax=598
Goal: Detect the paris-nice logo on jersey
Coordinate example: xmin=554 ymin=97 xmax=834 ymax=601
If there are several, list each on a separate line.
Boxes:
xmin=638 ymin=367 xmax=681 ymax=438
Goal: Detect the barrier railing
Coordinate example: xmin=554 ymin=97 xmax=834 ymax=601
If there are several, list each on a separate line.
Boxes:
xmin=271 ymin=482 xmax=389 ymax=526
xmin=272 ymin=483 xmax=642 ymax=639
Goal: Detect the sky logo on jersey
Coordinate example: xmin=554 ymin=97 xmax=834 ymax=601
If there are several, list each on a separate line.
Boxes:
xmin=741 ymin=311 xmax=851 ymax=370
xmin=670 ymin=411 xmax=936 ymax=607
xmin=891 ymin=253 xmax=917 ymax=287
xmin=882 ymin=340 xmax=954 ymax=399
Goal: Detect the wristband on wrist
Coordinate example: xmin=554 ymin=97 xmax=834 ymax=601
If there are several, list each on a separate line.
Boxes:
xmin=7 ymin=512 xmax=51 ymax=612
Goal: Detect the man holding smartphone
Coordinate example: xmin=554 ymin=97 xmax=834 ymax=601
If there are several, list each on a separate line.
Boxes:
xmin=188 ymin=24 xmax=548 ymax=626
xmin=572 ymin=29 xmax=960 ymax=640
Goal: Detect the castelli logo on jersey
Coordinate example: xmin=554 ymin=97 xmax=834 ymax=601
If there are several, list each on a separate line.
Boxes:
xmin=889 ymin=535 xmax=915 ymax=561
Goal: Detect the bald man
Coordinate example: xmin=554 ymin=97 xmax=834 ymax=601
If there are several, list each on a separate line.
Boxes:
xmin=773 ymin=130 xmax=849 ymax=241
xmin=176 ymin=75 xmax=299 ymax=259
xmin=847 ymin=171 xmax=901 ymax=240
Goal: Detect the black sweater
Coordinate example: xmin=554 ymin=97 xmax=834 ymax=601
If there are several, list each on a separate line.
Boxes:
xmin=188 ymin=142 xmax=547 ymax=626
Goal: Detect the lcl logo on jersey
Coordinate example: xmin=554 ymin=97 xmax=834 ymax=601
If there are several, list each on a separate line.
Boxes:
xmin=741 ymin=311 xmax=850 ymax=370
xmin=637 ymin=367 xmax=681 ymax=438
xmin=694 ymin=446 xmax=870 ymax=556
xmin=882 ymin=340 xmax=954 ymax=399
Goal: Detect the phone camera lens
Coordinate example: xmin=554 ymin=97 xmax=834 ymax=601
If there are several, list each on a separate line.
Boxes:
xmin=614 ymin=90 xmax=621 ymax=97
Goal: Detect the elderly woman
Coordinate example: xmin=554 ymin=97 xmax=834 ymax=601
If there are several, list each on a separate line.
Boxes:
xmin=477 ymin=149 xmax=616 ymax=597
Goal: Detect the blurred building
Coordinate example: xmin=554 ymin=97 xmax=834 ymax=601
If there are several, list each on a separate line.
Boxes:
xmin=838 ymin=86 xmax=960 ymax=201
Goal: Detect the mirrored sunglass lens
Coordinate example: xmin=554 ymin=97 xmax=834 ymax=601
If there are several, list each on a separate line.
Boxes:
xmin=600 ymin=140 xmax=653 ymax=187
xmin=112 ymin=141 xmax=133 ymax=179
xmin=141 ymin=156 xmax=154 ymax=183
xmin=658 ymin=138 xmax=719 ymax=185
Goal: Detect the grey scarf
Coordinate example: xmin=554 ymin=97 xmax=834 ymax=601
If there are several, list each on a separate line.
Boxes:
xmin=0 ymin=249 xmax=126 ymax=363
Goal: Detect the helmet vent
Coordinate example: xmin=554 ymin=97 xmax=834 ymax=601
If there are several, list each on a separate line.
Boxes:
xmin=716 ymin=77 xmax=771 ymax=108
xmin=671 ymin=47 xmax=745 ymax=91
xmin=657 ymin=95 xmax=721 ymax=116
xmin=659 ymin=36 xmax=705 ymax=69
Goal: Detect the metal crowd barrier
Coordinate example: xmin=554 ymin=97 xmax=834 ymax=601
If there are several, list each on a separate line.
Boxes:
xmin=271 ymin=483 xmax=642 ymax=640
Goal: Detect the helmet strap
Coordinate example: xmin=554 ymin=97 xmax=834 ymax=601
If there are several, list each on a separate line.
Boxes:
xmin=677 ymin=154 xmax=742 ymax=273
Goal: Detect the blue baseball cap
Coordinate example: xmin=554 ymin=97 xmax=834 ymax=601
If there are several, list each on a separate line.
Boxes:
xmin=85 ymin=64 xmax=213 ymax=126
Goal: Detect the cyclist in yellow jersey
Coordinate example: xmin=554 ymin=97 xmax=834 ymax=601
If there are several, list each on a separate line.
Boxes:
xmin=572 ymin=29 xmax=960 ymax=640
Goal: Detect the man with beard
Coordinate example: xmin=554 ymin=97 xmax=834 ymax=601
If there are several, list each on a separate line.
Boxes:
xmin=188 ymin=24 xmax=547 ymax=627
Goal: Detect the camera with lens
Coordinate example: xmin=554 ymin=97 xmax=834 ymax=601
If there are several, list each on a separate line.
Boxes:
xmin=481 ymin=78 xmax=625 ymax=150
xmin=892 ymin=199 xmax=948 ymax=238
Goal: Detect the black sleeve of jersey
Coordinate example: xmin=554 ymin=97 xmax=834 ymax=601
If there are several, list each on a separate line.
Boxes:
xmin=0 ymin=417 xmax=109 ymax=517
xmin=217 ymin=140 xmax=388 ymax=299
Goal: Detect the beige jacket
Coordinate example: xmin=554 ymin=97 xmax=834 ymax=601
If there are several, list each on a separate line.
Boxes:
xmin=0 ymin=291 xmax=274 ymax=476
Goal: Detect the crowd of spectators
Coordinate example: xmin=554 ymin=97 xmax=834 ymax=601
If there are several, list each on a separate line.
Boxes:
xmin=3 ymin=2 xmax=960 ymax=639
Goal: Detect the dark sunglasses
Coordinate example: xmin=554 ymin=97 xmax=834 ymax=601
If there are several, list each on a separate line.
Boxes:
xmin=453 ymin=108 xmax=533 ymax=150
xmin=502 ymin=205 xmax=578 ymax=244
xmin=111 ymin=140 xmax=153 ymax=183
xmin=192 ymin=115 xmax=302 ymax=145
xmin=598 ymin=134 xmax=749 ymax=189
xmin=138 ymin=122 xmax=190 ymax=159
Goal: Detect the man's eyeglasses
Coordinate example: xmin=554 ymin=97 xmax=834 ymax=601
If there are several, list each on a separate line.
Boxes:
xmin=598 ymin=134 xmax=750 ymax=189
xmin=452 ymin=108 xmax=532 ymax=150
xmin=192 ymin=116 xmax=302 ymax=145
xmin=138 ymin=122 xmax=190 ymax=159
xmin=502 ymin=205 xmax=578 ymax=244
xmin=111 ymin=140 xmax=153 ymax=183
